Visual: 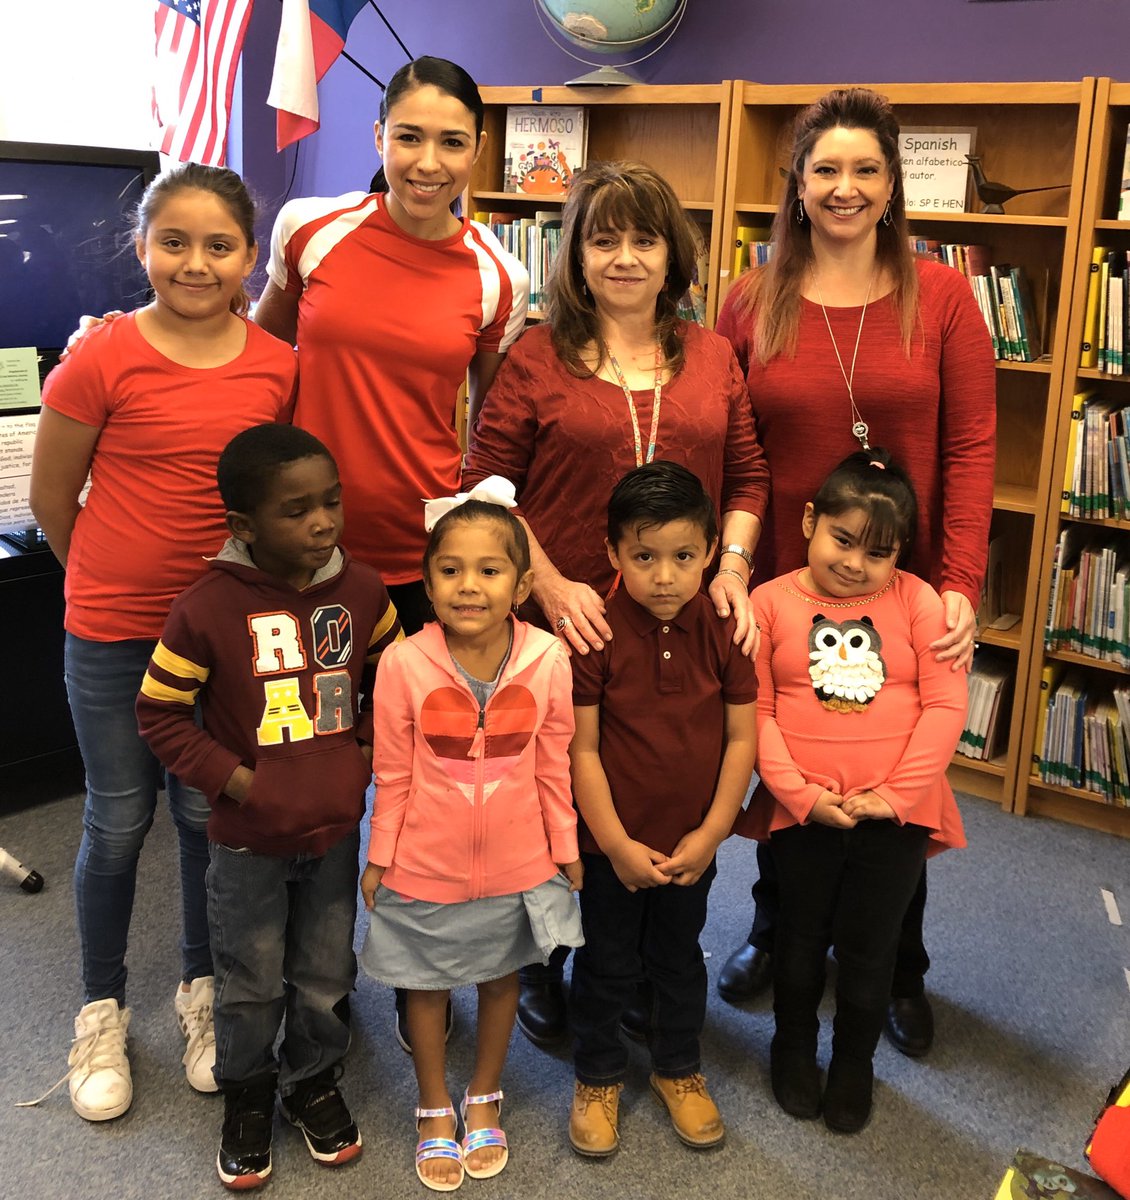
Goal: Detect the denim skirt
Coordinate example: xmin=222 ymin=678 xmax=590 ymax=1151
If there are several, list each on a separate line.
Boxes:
xmin=360 ymin=871 xmax=583 ymax=989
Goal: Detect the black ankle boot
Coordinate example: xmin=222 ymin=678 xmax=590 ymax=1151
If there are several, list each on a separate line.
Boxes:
xmin=516 ymin=977 xmax=567 ymax=1048
xmin=769 ymin=1036 xmax=821 ymax=1120
xmin=823 ymin=1054 xmax=873 ymax=1133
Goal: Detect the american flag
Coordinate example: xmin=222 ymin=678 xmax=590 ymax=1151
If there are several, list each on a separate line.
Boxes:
xmin=153 ymin=0 xmax=254 ymax=165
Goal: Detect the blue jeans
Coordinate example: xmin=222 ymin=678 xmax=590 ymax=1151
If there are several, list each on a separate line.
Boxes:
xmin=65 ymin=633 xmax=212 ymax=1005
xmin=571 ymin=852 xmax=717 ymax=1084
xmin=207 ymin=829 xmax=359 ymax=1093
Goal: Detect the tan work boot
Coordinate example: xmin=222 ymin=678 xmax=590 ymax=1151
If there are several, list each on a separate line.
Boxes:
xmin=568 ymin=1080 xmax=623 ymax=1157
xmin=649 ymin=1072 xmax=725 ymax=1148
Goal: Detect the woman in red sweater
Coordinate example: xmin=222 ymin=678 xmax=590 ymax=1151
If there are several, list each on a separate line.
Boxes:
xmin=713 ymin=87 xmax=995 ymax=1053
xmin=465 ymin=160 xmax=770 ymax=1046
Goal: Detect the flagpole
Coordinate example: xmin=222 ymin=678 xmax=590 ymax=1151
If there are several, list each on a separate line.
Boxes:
xmin=366 ymin=2 xmax=413 ymax=61
xmin=341 ymin=48 xmax=385 ymax=90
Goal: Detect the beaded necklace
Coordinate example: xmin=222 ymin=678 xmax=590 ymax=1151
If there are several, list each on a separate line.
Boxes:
xmin=603 ymin=341 xmax=663 ymax=468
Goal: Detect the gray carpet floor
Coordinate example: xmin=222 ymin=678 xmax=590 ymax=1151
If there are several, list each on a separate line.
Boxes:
xmin=1 ymin=789 xmax=1127 ymax=1200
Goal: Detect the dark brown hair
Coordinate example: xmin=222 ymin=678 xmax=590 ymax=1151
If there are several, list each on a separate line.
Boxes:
xmin=607 ymin=460 xmax=718 ymax=547
xmin=811 ymin=446 xmax=917 ymax=563
xmin=544 ymin=160 xmax=699 ymax=377
xmin=423 ymin=500 xmax=531 ymax=581
xmin=134 ymin=163 xmax=256 ymax=316
xmin=728 ymin=87 xmax=919 ymax=363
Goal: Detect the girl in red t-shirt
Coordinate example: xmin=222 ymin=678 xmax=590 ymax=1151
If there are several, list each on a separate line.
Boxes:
xmin=27 ymin=165 xmax=295 ymax=1125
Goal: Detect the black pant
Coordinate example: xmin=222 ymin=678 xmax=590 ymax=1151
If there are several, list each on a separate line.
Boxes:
xmin=570 ymin=852 xmax=716 ymax=1084
xmin=749 ymin=837 xmax=930 ymax=998
xmin=770 ymin=821 xmax=929 ymax=1061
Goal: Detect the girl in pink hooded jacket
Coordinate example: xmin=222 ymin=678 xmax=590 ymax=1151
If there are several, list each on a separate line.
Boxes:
xmin=360 ymin=480 xmax=583 ymax=1193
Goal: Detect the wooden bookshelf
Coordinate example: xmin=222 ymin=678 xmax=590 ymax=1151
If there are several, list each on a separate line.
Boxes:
xmin=1015 ymin=78 xmax=1130 ymax=837
xmin=464 ymin=79 xmax=1128 ymax=837
xmin=469 ymin=84 xmax=734 ymax=325
xmin=721 ymin=81 xmax=1098 ymax=812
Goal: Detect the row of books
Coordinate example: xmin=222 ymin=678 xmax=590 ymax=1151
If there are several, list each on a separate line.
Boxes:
xmin=1034 ymin=668 xmax=1130 ymax=805
xmin=1044 ymin=525 xmax=1130 ymax=666
xmin=732 ymin=226 xmax=773 ymax=278
xmin=1059 ymin=390 xmax=1130 ymax=520
xmin=955 ymin=652 xmax=1013 ymax=762
xmin=912 ymin=239 xmax=1043 ymax=361
xmin=474 ymin=210 xmax=562 ymax=312
xmin=1079 ymin=247 xmax=1130 ymax=373
xmin=502 ymin=105 xmax=588 ymax=198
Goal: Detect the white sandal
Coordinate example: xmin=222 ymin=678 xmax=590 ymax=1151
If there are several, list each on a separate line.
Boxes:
xmin=415 ymin=1103 xmax=463 ymax=1192
xmin=460 ymin=1088 xmax=508 ymax=1180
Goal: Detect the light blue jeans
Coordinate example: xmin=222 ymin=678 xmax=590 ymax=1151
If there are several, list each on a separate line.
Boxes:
xmin=64 ymin=633 xmax=213 ymax=1005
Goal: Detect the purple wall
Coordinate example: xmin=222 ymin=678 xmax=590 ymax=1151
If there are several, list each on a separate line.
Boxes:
xmin=240 ymin=0 xmax=1128 ymax=209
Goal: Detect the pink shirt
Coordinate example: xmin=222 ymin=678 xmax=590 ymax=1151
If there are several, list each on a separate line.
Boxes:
xmin=744 ymin=569 xmax=967 ymax=856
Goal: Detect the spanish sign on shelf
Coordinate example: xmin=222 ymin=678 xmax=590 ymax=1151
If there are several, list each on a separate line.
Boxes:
xmin=899 ymin=128 xmax=975 ymax=214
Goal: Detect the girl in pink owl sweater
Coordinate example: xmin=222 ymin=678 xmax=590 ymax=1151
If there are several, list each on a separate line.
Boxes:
xmin=360 ymin=478 xmax=583 ymax=1193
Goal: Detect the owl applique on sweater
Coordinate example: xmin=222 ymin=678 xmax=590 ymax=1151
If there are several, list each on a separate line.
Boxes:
xmin=807 ymin=614 xmax=887 ymax=713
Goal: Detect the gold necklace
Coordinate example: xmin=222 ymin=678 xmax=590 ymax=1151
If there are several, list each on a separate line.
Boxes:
xmin=778 ymin=571 xmax=898 ymax=608
xmin=812 ymin=271 xmax=875 ymax=451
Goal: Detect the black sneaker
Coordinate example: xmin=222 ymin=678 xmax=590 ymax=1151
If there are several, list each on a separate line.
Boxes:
xmin=217 ymin=1080 xmax=275 ymax=1191
xmin=393 ymin=988 xmax=455 ymax=1055
xmin=279 ymin=1068 xmax=362 ymax=1166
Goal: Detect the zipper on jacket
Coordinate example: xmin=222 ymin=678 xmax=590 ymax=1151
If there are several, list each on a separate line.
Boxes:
xmin=468 ymin=701 xmax=486 ymax=899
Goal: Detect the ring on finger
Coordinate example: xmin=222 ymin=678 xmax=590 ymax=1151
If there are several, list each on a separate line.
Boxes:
xmin=556 ymin=615 xmax=572 ymax=632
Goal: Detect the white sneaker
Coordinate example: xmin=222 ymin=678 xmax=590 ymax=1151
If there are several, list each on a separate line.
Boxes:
xmin=175 ymin=976 xmax=219 ymax=1093
xmin=69 ymin=999 xmax=133 ymax=1121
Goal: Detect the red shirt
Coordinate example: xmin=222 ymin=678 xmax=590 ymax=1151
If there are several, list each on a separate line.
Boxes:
xmin=267 ymin=193 xmax=529 ymax=583
xmin=41 ymin=313 xmax=296 ymax=641
xmin=571 ymin=589 xmax=758 ymax=857
xmin=716 ymin=259 xmax=996 ymax=607
xmin=465 ymin=322 xmax=769 ymax=600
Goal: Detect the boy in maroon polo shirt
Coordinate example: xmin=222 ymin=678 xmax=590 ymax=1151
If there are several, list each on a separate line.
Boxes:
xmin=567 ymin=461 xmax=758 ymax=1158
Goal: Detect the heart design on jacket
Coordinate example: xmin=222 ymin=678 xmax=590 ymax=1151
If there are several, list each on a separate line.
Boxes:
xmin=420 ymin=685 xmax=538 ymax=801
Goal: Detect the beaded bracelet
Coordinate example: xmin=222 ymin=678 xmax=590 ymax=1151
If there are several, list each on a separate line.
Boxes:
xmin=715 ymin=567 xmax=751 ymax=590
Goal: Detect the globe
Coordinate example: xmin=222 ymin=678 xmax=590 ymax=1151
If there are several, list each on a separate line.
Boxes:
xmin=535 ymin=0 xmax=688 ymax=85
xmin=540 ymin=0 xmax=682 ymax=52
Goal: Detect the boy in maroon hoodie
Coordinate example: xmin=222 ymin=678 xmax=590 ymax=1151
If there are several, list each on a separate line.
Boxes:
xmin=137 ymin=424 xmax=401 ymax=1190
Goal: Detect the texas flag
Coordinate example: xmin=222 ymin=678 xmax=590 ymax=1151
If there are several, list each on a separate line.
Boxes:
xmin=267 ymin=0 xmax=368 ymax=149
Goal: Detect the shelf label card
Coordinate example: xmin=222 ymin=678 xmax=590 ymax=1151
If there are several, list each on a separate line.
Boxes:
xmin=899 ymin=127 xmax=976 ymax=214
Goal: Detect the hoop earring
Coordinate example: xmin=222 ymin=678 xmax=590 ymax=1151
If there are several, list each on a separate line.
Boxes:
xmin=881 ymin=201 xmax=893 ymax=227
xmin=796 ymin=198 xmax=806 ymax=225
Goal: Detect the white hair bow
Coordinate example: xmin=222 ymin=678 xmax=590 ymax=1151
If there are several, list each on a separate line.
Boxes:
xmin=423 ymin=476 xmax=518 ymax=533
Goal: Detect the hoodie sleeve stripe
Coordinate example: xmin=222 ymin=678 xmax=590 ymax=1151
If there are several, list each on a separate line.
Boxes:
xmin=367 ymin=599 xmax=404 ymax=661
xmin=139 ymin=672 xmax=199 ymax=707
xmin=152 ymin=640 xmax=210 ymax=682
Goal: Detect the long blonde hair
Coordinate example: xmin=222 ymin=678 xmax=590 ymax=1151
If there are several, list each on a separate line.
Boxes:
xmin=729 ymin=88 xmax=919 ymax=364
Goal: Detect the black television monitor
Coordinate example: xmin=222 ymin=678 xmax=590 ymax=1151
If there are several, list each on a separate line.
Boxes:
xmin=0 ymin=142 xmax=159 ymax=549
xmin=0 ymin=141 xmax=161 ymax=383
